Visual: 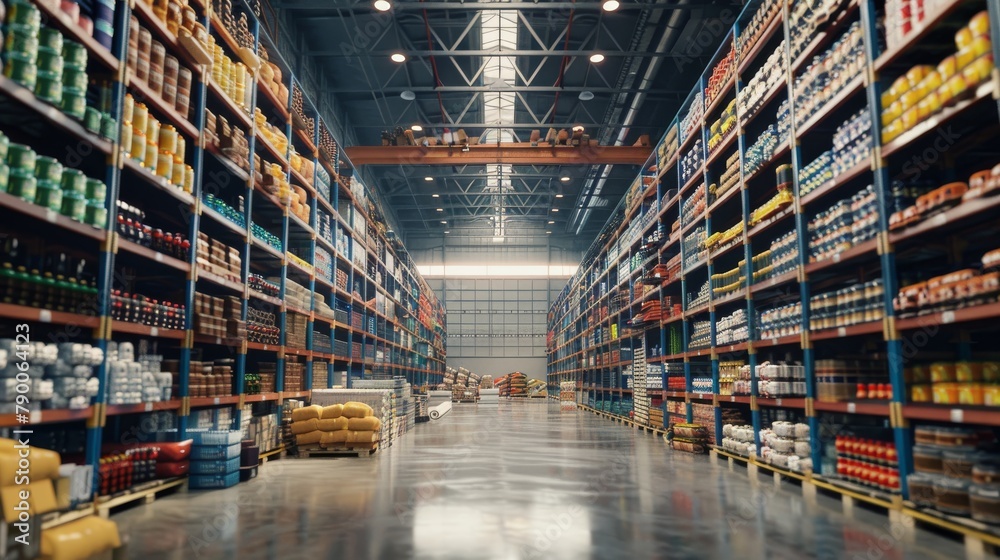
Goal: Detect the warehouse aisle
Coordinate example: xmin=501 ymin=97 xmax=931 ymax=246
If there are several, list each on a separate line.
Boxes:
xmin=114 ymin=402 xmax=965 ymax=560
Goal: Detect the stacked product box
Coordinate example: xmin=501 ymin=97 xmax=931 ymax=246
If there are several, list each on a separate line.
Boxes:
xmin=187 ymin=429 xmax=243 ymax=489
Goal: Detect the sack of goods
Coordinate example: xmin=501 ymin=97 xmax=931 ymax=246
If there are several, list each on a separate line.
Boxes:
xmin=290 ymin=403 xmax=382 ymax=450
xmin=670 ymin=423 xmax=711 ymax=454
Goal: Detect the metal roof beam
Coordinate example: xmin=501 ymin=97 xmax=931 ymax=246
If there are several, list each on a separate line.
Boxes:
xmin=307 ymin=49 xmax=701 ymax=57
xmin=277 ymin=1 xmax=729 ymax=11
xmin=325 ymin=85 xmax=688 ymax=94
xmin=344 ymin=144 xmax=651 ymax=166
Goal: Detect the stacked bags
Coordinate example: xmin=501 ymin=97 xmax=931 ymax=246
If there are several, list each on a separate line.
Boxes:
xmin=291 ymin=401 xmax=382 ymax=449
xmin=0 ymin=439 xmax=121 ymax=560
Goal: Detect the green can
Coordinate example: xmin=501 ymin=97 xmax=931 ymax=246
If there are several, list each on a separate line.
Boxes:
xmin=8 ymin=168 xmax=36 ymax=201
xmin=62 ymin=66 xmax=87 ymax=90
xmin=5 ymin=26 xmax=38 ymax=58
xmin=6 ymin=143 xmax=35 ymax=170
xmin=83 ymin=107 xmax=100 ymax=133
xmin=85 ymin=199 xmax=106 ymax=227
xmin=37 ymin=28 xmax=62 ymax=52
xmin=61 ymin=41 xmax=87 ymax=70
xmin=6 ymin=0 xmax=40 ymax=28
xmin=33 ymin=73 xmax=62 ymax=104
xmin=60 ymin=190 xmax=85 ymax=220
xmin=34 ymin=180 xmax=62 ymax=210
xmin=36 ymin=47 xmax=63 ymax=76
xmin=60 ymin=168 xmax=85 ymax=194
xmin=4 ymin=53 xmax=37 ymax=89
xmin=99 ymin=113 xmax=117 ymax=142
xmin=85 ymin=178 xmax=106 ymax=201
xmin=0 ymin=164 xmax=9 ymax=193
xmin=0 ymin=132 xmax=10 ymax=162
xmin=34 ymin=156 xmax=62 ymax=182
xmin=60 ymin=87 xmax=86 ymax=119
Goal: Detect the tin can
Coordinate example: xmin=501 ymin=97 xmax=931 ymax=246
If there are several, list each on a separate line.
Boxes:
xmin=85 ymin=178 xmax=106 ymax=201
xmin=133 ymin=102 xmax=148 ymax=132
xmin=7 ymin=143 xmax=35 ymax=170
xmin=60 ymin=87 xmax=87 ymax=119
xmin=158 ymin=124 xmax=177 ymax=154
xmin=8 ymin=168 xmax=36 ymax=200
xmin=4 ymin=52 xmax=37 ymax=89
xmin=63 ymin=66 xmax=88 ymax=90
xmin=156 ymin=150 xmax=173 ymax=180
xmin=35 ymin=156 xmax=63 ymax=182
xmin=60 ymin=190 xmax=86 ymax=221
xmin=33 ymin=73 xmax=63 ymax=104
xmin=34 ymin=180 xmax=63 ymax=210
xmin=62 ymin=40 xmax=88 ymax=70
xmin=86 ymin=199 xmax=107 ymax=227
xmin=38 ymin=27 xmax=63 ymax=51
xmin=6 ymin=26 xmax=39 ymax=58
xmin=60 ymin=168 xmax=86 ymax=194
xmin=100 ymin=113 xmax=118 ymax=141
xmin=145 ymin=118 xmax=159 ymax=147
xmin=83 ymin=107 xmax=101 ymax=133
xmin=130 ymin=129 xmax=146 ymax=163
xmin=144 ymin=141 xmax=158 ymax=170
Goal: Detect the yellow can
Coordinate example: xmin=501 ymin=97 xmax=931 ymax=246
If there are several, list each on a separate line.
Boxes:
xmin=156 ymin=149 xmax=173 ymax=180
xmin=144 ymin=141 xmax=158 ymax=170
xmin=158 ymin=124 xmax=177 ymax=155
xmin=145 ymin=117 xmax=160 ymax=147
xmin=171 ymin=155 xmax=185 ymax=185
xmin=130 ymin=129 xmax=146 ymax=163
xmin=133 ymin=102 xmax=149 ymax=133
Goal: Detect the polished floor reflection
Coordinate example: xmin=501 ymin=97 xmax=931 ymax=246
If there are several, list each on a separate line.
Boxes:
xmin=114 ymin=401 xmax=968 ymax=559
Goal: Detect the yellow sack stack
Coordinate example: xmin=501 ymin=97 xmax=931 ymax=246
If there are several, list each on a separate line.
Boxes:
xmin=0 ymin=439 xmax=121 ymax=559
xmin=291 ymin=405 xmax=325 ymax=446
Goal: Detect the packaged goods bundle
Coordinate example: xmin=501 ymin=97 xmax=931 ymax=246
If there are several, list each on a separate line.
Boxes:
xmin=670 ymin=423 xmax=711 ymax=454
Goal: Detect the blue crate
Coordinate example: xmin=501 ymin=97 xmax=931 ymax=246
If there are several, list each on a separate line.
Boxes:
xmin=187 ymin=430 xmax=242 ymax=446
xmin=189 ymin=471 xmax=240 ymax=490
xmin=190 ymin=457 xmax=240 ymax=475
xmin=190 ymin=442 xmax=242 ymax=461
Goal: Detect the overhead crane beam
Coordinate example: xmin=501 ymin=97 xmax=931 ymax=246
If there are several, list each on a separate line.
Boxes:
xmin=344 ymin=145 xmax=652 ymax=166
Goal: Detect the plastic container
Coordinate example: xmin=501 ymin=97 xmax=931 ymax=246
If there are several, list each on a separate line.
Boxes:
xmin=908 ymin=473 xmax=937 ymax=507
xmin=60 ymin=190 xmax=86 ymax=220
xmin=5 ymin=26 xmax=39 ymax=58
xmin=970 ymin=483 xmax=1000 ymax=524
xmin=4 ymin=52 xmax=37 ymax=89
xmin=914 ymin=444 xmax=944 ymax=474
xmin=33 ymin=73 xmax=62 ymax=104
xmin=85 ymin=199 xmax=106 ymax=227
xmin=189 ymin=471 xmax=240 ymax=489
xmin=0 ymin=133 xmax=9 ymax=162
xmin=62 ymin=41 xmax=87 ymax=70
xmin=82 ymin=107 xmax=101 ymax=133
xmin=936 ymin=427 xmax=979 ymax=448
xmin=974 ymin=461 xmax=1000 ymax=484
xmin=8 ymin=168 xmax=36 ymax=200
xmin=187 ymin=430 xmax=242 ymax=446
xmin=63 ymin=66 xmax=88 ymax=91
xmin=38 ymin=27 xmax=63 ymax=51
xmin=34 ymin=156 xmax=62 ymax=182
xmin=7 ymin=143 xmax=35 ymax=171
xmin=0 ymin=164 xmax=9 ymax=193
xmin=934 ymin=476 xmax=971 ymax=515
xmin=943 ymin=449 xmax=989 ymax=479
xmin=189 ymin=457 xmax=240 ymax=475
xmin=36 ymin=47 xmax=63 ymax=77
xmin=33 ymin=180 xmax=62 ymax=210
xmin=85 ymin=178 xmax=106 ymax=201
xmin=60 ymin=87 xmax=86 ymax=119
xmin=60 ymin=169 xmax=85 ymax=194
xmin=6 ymin=0 xmax=41 ymax=28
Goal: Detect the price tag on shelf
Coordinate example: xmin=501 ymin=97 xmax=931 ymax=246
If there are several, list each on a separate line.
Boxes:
xmin=833 ymin=253 xmax=841 ymax=263
xmin=771 ymin=338 xmax=778 ymax=346
xmin=38 ymin=310 xmax=52 ymax=323
xmin=950 ymin=409 xmax=964 ymax=423
xmin=45 ymin=209 xmax=57 ymax=224
xmin=941 ymin=311 xmax=955 ymax=324
xmin=838 ymin=327 xmax=847 ymax=337
xmin=932 ymin=214 xmax=947 ymax=227
xmin=700 ymin=393 xmax=706 ymax=400
xmin=847 ymin=403 xmax=856 ymax=414
xmin=155 ymin=253 xmax=164 ymax=263
xmin=776 ymin=398 xmax=783 ymax=406
xmin=215 ymin=338 xmax=222 ymax=345
xmin=263 ymin=344 xmax=269 ymax=351
xmin=214 ymin=397 xmax=220 ymax=405
xmin=29 ymin=411 xmax=42 ymax=424
xmin=730 ymin=396 xmax=736 ymax=402
xmin=145 ymin=402 xmax=153 ymax=412
xmin=150 ymin=327 xmax=159 ymax=337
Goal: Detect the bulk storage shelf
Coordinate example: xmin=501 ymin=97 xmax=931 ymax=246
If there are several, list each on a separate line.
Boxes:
xmin=0 ymin=0 xmax=445 ymax=506
xmin=547 ymin=0 xmax=1000 ymax=546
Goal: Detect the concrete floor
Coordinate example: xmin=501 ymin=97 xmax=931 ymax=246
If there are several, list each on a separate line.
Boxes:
xmin=114 ymin=401 xmax=972 ymax=560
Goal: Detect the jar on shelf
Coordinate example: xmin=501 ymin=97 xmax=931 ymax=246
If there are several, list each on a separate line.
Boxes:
xmin=144 ymin=140 xmax=158 ymax=171
xmin=130 ymin=129 xmax=147 ymax=164
xmin=166 ymin=2 xmax=181 ymax=35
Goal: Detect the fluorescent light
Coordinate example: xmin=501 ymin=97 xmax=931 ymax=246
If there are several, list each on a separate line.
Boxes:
xmin=560 ymin=176 xmax=571 ymax=182
xmin=424 ymin=176 xmax=433 ymax=181
xmin=589 ymin=53 xmax=605 ymax=63
xmin=436 ymin=208 xmax=443 ymax=212
xmin=555 ymin=194 xmax=564 ymax=198
xmin=374 ymin=0 xmax=391 ymax=10
xmin=443 ymin=230 xmax=450 ymax=234
xmin=546 ymin=231 xmax=552 ymax=234
xmin=548 ymin=220 xmax=555 ymax=224
xmin=432 ymin=193 xmax=440 ymax=198
xmin=391 ymin=52 xmax=406 ymax=63
xmin=552 ymin=208 xmax=559 ymax=212
xmin=440 ymin=220 xmax=447 ymax=224
xmin=602 ymin=0 xmax=620 ymax=11
xmin=492 ymin=237 xmax=505 ymax=243
xmin=579 ymin=91 xmax=595 ymax=101
xmin=411 ymin=124 xmax=423 ymax=131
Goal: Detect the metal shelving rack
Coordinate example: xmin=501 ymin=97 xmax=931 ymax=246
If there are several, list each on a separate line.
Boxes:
xmin=0 ymin=0 xmax=446 ymax=501
xmin=548 ymin=0 xmax=1000 ymax=549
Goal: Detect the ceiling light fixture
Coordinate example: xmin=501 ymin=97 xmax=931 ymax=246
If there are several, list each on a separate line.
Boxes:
xmin=374 ymin=0 xmax=391 ymax=10
xmin=556 ymin=193 xmax=564 ymax=198
xmin=432 ymin=193 xmax=440 ymax=198
xmin=602 ymin=0 xmax=620 ymax=11
xmin=589 ymin=53 xmax=605 ymax=64
xmin=444 ymin=230 xmax=450 ymax=234
xmin=546 ymin=231 xmax=553 ymax=234
xmin=548 ymin=220 xmax=555 ymax=224
xmin=572 ymin=125 xmax=584 ymax=132
xmin=400 ymin=90 xmax=416 ymax=101
xmin=553 ymin=208 xmax=560 ymax=212
xmin=560 ymin=176 xmax=570 ymax=182
xmin=440 ymin=220 xmax=447 ymax=224
xmin=436 ymin=208 xmax=443 ymax=212
xmin=424 ymin=176 xmax=433 ymax=181
xmin=579 ymin=91 xmax=595 ymax=101
xmin=411 ymin=124 xmax=423 ymax=132
xmin=390 ymin=52 xmax=406 ymax=63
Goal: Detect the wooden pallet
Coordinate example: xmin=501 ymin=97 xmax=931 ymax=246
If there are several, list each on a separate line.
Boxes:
xmin=96 ymin=477 xmax=188 ymax=518
xmin=259 ymin=445 xmax=286 ymax=464
xmin=298 ymin=444 xmax=378 ymax=458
